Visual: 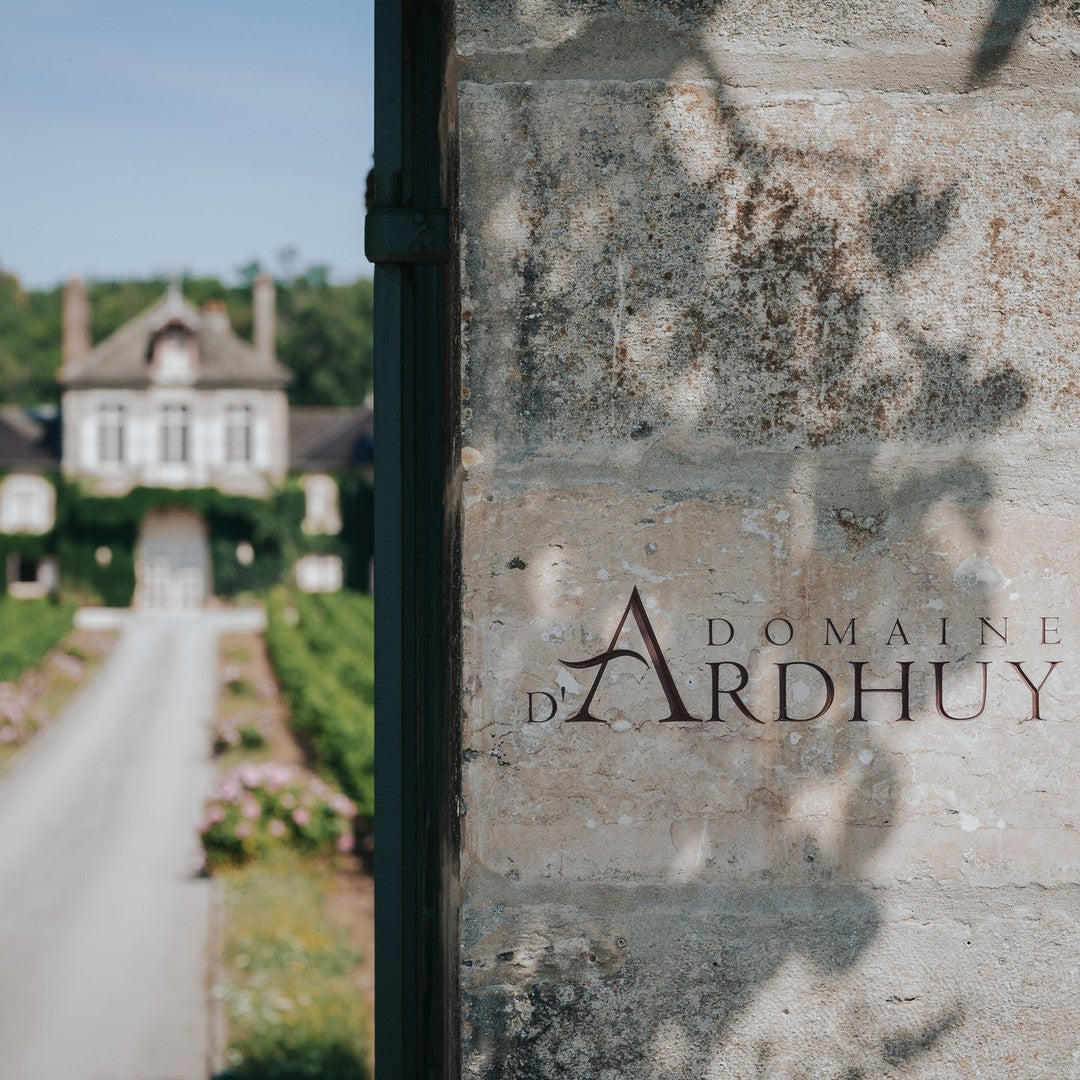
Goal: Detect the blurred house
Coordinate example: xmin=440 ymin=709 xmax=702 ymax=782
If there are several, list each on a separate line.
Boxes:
xmin=0 ymin=277 xmax=373 ymax=607
xmin=58 ymin=276 xmax=290 ymax=495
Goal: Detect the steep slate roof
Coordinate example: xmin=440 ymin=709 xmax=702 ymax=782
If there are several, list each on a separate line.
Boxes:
xmin=0 ymin=407 xmax=60 ymax=469
xmin=58 ymin=287 xmax=292 ymax=389
xmin=289 ymin=406 xmax=373 ymax=470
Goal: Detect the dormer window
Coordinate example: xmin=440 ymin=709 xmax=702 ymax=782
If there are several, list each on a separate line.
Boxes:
xmin=150 ymin=325 xmax=197 ymax=383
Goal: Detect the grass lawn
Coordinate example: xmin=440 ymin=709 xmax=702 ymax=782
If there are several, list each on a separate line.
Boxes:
xmin=0 ymin=598 xmax=76 ymax=682
xmin=214 ymin=852 xmax=371 ymax=1080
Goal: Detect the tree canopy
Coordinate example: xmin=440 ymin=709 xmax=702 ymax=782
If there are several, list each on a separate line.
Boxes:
xmin=0 ymin=262 xmax=374 ymax=407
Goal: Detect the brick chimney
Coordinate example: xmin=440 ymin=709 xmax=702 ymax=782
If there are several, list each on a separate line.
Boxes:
xmin=202 ymin=299 xmax=230 ymax=334
xmin=62 ymin=277 xmax=91 ymax=366
xmin=253 ymin=273 xmax=276 ymax=364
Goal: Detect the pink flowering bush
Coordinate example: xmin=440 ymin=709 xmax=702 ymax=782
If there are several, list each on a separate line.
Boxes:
xmin=200 ymin=762 xmax=357 ymax=868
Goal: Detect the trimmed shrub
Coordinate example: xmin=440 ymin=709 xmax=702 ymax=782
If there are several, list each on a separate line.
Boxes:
xmin=265 ymin=589 xmax=374 ymax=820
xmin=200 ymin=762 xmax=357 ymax=869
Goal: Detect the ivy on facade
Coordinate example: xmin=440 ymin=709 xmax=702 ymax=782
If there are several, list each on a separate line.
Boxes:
xmin=0 ymin=472 xmax=373 ymax=607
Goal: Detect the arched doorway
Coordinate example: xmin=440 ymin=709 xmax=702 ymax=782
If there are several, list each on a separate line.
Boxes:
xmin=135 ymin=506 xmax=211 ymax=609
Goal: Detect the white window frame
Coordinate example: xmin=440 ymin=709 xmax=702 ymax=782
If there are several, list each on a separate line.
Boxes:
xmin=160 ymin=403 xmax=190 ymax=463
xmin=97 ymin=403 xmax=126 ymax=465
xmin=0 ymin=475 xmax=55 ymax=535
xmin=224 ymin=403 xmax=254 ymax=464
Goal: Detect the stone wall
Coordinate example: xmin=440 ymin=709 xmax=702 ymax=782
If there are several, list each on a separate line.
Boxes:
xmin=450 ymin=3 xmax=1080 ymax=1075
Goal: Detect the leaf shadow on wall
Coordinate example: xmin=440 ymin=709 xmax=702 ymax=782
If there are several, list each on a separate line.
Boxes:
xmin=460 ymin=4 xmax=1035 ymax=1077
xmin=969 ymin=0 xmax=1041 ymax=87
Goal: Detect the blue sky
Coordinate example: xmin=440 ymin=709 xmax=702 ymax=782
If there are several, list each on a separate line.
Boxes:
xmin=0 ymin=0 xmax=374 ymax=287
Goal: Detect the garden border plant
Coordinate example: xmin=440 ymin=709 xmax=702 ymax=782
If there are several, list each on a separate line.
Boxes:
xmin=200 ymin=762 xmax=358 ymax=869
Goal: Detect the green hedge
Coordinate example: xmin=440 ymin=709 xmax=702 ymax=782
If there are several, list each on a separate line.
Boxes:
xmin=0 ymin=597 xmax=75 ymax=681
xmin=265 ymin=588 xmax=375 ymax=821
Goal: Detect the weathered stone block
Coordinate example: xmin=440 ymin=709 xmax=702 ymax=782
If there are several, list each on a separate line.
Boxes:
xmin=452 ymin=7 xmax=1080 ymax=1075
xmin=460 ymin=83 xmax=1079 ymax=455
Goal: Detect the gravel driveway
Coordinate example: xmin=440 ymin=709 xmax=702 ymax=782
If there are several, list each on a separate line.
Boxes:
xmin=0 ymin=609 xmax=263 ymax=1080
